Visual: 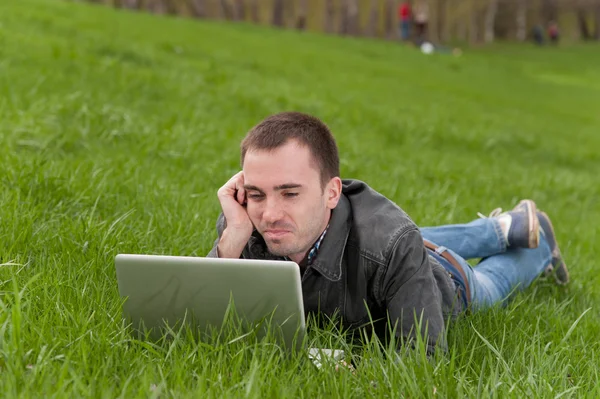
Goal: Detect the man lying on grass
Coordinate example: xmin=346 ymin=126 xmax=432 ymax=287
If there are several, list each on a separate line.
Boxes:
xmin=207 ymin=111 xmax=569 ymax=355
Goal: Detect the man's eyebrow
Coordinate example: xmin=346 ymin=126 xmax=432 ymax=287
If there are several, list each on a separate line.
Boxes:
xmin=274 ymin=183 xmax=303 ymax=191
xmin=243 ymin=185 xmax=264 ymax=193
xmin=243 ymin=184 xmax=303 ymax=192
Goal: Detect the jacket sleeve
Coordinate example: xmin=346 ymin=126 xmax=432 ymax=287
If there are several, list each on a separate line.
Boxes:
xmin=379 ymin=228 xmax=447 ymax=355
xmin=206 ymin=213 xmax=227 ymax=258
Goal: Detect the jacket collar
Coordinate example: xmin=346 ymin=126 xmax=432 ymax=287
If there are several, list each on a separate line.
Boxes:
xmin=308 ymin=194 xmax=352 ymax=282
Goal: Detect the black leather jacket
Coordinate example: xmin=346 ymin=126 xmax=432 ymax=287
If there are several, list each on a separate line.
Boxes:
xmin=207 ymin=179 xmax=463 ymax=353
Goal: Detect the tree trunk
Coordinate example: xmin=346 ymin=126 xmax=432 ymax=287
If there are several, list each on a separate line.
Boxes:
xmin=337 ymin=0 xmax=359 ymax=36
xmin=296 ymin=0 xmax=308 ymax=30
xmin=149 ymin=0 xmax=167 ymax=14
xmin=578 ymin=9 xmax=591 ymax=40
xmin=457 ymin=19 xmax=468 ymax=42
xmin=594 ymin=5 xmax=600 ymax=40
xmin=233 ymin=0 xmax=245 ymax=21
xmin=541 ymin=0 xmax=557 ymax=25
xmin=437 ymin=0 xmax=448 ymax=43
xmin=346 ymin=0 xmax=360 ymax=36
xmin=285 ymin=0 xmax=295 ymax=25
xmin=516 ymin=0 xmax=527 ymax=41
xmin=190 ymin=0 xmax=206 ymax=17
xmin=469 ymin=0 xmax=479 ymax=44
xmin=484 ymin=0 xmax=499 ymax=43
xmin=384 ymin=0 xmax=395 ymax=40
xmin=324 ymin=0 xmax=335 ymax=33
xmin=272 ymin=0 xmax=285 ymax=27
xmin=339 ymin=0 xmax=349 ymax=35
xmin=249 ymin=0 xmax=259 ymax=23
xmin=220 ymin=0 xmax=233 ymax=20
xmin=161 ymin=0 xmax=177 ymax=15
xmin=366 ymin=0 xmax=379 ymax=37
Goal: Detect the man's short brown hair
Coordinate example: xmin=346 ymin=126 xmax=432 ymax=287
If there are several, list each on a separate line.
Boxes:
xmin=240 ymin=112 xmax=340 ymax=187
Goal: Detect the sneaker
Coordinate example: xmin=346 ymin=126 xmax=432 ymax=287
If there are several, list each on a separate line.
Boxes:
xmin=537 ymin=211 xmax=569 ymax=285
xmin=478 ymin=199 xmax=540 ymax=249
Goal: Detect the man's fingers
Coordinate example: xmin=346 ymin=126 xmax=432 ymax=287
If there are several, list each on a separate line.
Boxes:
xmin=334 ymin=360 xmax=355 ymax=374
xmin=236 ymin=186 xmax=245 ymax=205
xmin=235 ymin=172 xmax=245 ymax=204
xmin=218 ymin=171 xmax=244 ymax=198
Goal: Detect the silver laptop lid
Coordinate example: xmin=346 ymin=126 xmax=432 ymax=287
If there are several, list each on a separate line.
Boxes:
xmin=115 ymin=254 xmax=306 ymax=350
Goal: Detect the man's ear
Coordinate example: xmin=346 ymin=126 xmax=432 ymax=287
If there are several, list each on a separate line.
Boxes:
xmin=326 ymin=177 xmax=342 ymax=210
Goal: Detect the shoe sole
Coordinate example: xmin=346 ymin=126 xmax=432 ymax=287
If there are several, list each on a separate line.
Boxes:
xmin=518 ymin=199 xmax=540 ymax=249
xmin=538 ymin=211 xmax=569 ymax=285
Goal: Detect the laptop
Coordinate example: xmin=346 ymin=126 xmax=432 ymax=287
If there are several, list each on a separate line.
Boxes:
xmin=115 ymin=254 xmax=307 ymax=351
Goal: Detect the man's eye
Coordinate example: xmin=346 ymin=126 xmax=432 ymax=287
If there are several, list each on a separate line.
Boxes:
xmin=284 ymin=193 xmax=299 ymax=198
xmin=247 ymin=194 xmax=264 ymax=200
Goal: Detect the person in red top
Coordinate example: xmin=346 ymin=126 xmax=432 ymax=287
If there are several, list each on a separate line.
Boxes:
xmin=398 ymin=1 xmax=412 ymax=41
xmin=547 ymin=20 xmax=559 ymax=45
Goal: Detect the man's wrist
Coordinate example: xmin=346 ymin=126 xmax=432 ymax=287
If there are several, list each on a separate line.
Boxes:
xmin=216 ymin=228 xmax=250 ymax=259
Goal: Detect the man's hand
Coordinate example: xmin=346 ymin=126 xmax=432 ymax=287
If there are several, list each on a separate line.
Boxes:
xmin=216 ymin=171 xmax=254 ymax=259
xmin=335 ymin=359 xmax=356 ymax=374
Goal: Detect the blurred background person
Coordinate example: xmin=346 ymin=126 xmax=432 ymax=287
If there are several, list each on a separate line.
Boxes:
xmin=398 ymin=1 xmax=412 ymax=41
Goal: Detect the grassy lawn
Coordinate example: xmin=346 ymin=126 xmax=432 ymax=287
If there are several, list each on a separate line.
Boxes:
xmin=1 ymin=0 xmax=599 ymax=397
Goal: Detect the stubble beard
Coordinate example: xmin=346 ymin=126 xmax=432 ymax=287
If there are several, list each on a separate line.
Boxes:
xmin=264 ymin=214 xmax=328 ymax=259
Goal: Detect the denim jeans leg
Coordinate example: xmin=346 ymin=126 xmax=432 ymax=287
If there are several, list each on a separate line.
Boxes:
xmin=420 ymin=218 xmax=507 ymax=260
xmin=435 ymin=231 xmax=553 ymax=310
xmin=468 ymin=232 xmax=553 ymax=309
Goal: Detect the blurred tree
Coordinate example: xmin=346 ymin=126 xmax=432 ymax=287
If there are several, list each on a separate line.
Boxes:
xmin=484 ymin=0 xmax=499 ymax=43
xmin=324 ymin=0 xmax=335 ymax=33
xmin=366 ymin=0 xmax=379 ymax=37
xmin=249 ymin=0 xmax=259 ymax=23
xmin=220 ymin=0 xmax=233 ymax=20
xmin=88 ymin=0 xmax=600 ymax=45
xmin=516 ymin=0 xmax=528 ymax=41
xmin=541 ymin=0 xmax=557 ymax=24
xmin=469 ymin=0 xmax=480 ymax=44
xmin=339 ymin=0 xmax=348 ymax=34
xmin=113 ymin=0 xmax=138 ymax=9
xmin=384 ymin=0 xmax=395 ymax=39
xmin=578 ymin=7 xmax=592 ymax=40
xmin=349 ymin=0 xmax=360 ymax=35
xmin=165 ymin=0 xmax=179 ymax=15
xmin=272 ymin=0 xmax=285 ymax=27
xmin=149 ymin=0 xmax=167 ymax=14
xmin=233 ymin=0 xmax=245 ymax=21
xmin=296 ymin=0 xmax=308 ymax=30
xmin=189 ymin=0 xmax=206 ymax=18
xmin=340 ymin=0 xmax=360 ymax=36
xmin=594 ymin=2 xmax=600 ymax=39
xmin=437 ymin=0 xmax=449 ymax=42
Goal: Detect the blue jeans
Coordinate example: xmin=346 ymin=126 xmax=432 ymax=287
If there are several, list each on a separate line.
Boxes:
xmin=399 ymin=20 xmax=411 ymax=40
xmin=420 ymin=218 xmax=553 ymax=311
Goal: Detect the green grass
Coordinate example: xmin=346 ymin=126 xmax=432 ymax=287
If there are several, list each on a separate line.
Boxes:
xmin=1 ymin=0 xmax=600 ymax=397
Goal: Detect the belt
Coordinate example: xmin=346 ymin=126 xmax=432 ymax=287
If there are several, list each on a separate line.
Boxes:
xmin=423 ymin=239 xmax=471 ymax=308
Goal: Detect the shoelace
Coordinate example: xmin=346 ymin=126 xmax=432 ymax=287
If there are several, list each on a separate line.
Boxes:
xmin=476 ymin=207 xmax=503 ymax=219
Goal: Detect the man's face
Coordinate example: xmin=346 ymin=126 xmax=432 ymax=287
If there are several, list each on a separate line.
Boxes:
xmin=242 ymin=140 xmax=341 ymax=263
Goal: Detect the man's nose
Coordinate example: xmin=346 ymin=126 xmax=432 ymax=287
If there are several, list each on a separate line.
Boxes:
xmin=262 ymin=199 xmax=284 ymax=224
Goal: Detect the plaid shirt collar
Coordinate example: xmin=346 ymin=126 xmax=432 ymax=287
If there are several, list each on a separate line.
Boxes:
xmin=286 ymin=224 xmax=329 ymax=267
xmin=307 ymin=224 xmax=329 ymax=266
